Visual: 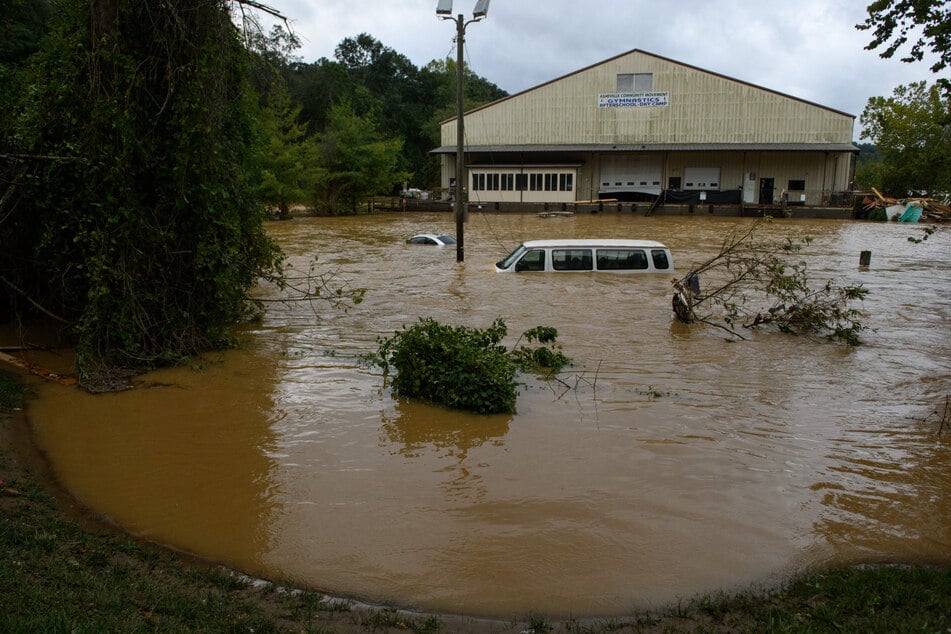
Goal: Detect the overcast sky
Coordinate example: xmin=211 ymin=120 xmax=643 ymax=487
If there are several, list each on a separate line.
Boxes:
xmin=268 ymin=1 xmax=942 ymax=140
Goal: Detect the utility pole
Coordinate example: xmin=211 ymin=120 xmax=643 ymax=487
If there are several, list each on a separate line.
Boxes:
xmin=453 ymin=12 xmax=465 ymax=263
xmin=438 ymin=0 xmax=490 ymax=263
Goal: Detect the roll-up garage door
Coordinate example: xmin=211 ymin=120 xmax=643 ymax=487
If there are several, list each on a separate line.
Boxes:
xmin=683 ymin=167 xmax=721 ymax=191
xmin=599 ymin=155 xmax=662 ymax=196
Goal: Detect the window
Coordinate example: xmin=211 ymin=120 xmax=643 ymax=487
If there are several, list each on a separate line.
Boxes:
xmin=651 ymin=249 xmax=671 ymax=270
xmin=596 ymin=249 xmax=647 ymax=270
xmin=788 ymin=180 xmax=806 ymax=190
xmin=616 ymin=73 xmax=653 ymax=92
xmin=472 ymin=173 xmax=485 ymax=191
xmin=515 ymin=174 xmax=528 ymax=191
xmin=487 ymin=173 xmax=500 ymax=191
xmin=530 ymin=174 xmax=543 ymax=191
xmin=544 ymin=173 xmax=556 ymax=191
xmin=559 ymin=173 xmax=573 ymax=191
xmin=552 ymin=249 xmax=593 ymax=271
xmin=515 ymin=250 xmax=545 ymax=272
xmin=501 ymin=173 xmax=514 ymax=191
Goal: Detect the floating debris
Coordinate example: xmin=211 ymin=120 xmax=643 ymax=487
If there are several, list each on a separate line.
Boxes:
xmin=862 ymin=187 xmax=950 ymax=222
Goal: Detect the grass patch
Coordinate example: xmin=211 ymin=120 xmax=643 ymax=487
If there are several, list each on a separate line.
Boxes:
xmin=0 ymin=368 xmax=25 ymax=410
xmin=1 ymin=368 xmax=950 ymax=633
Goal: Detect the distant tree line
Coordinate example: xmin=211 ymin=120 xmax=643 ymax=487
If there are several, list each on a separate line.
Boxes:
xmin=285 ymin=32 xmax=507 ymax=199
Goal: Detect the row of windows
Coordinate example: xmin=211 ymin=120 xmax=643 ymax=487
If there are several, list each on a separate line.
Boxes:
xmin=470 ymin=171 xmax=806 ymax=193
xmin=472 ymin=172 xmax=574 ymax=192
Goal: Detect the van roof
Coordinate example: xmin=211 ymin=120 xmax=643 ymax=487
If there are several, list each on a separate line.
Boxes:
xmin=519 ymin=239 xmax=668 ymax=249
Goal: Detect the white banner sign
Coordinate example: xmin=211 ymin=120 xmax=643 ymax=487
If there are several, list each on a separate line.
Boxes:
xmin=598 ymin=91 xmax=670 ymax=108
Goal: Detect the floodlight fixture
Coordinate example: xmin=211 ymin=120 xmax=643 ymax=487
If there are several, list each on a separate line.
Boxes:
xmin=473 ymin=0 xmax=490 ymax=18
xmin=436 ymin=0 xmax=453 ymax=15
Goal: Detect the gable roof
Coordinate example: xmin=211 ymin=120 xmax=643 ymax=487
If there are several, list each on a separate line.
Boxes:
xmin=446 ymin=48 xmax=854 ymax=123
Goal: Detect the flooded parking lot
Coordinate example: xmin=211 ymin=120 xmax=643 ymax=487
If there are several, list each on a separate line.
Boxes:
xmin=25 ymin=212 xmax=951 ymax=618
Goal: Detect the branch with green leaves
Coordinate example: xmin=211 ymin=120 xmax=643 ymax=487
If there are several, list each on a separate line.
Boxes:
xmin=672 ymin=220 xmax=868 ymax=345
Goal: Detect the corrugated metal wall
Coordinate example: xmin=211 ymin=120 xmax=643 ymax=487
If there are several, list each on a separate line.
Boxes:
xmin=443 ymin=51 xmax=854 ymax=147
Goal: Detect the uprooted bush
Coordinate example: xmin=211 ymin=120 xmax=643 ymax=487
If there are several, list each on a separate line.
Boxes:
xmin=373 ymin=318 xmax=570 ymax=415
xmin=672 ymin=219 xmax=869 ymax=345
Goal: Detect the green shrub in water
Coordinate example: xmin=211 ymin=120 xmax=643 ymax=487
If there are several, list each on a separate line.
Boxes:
xmin=509 ymin=325 xmax=570 ymax=375
xmin=376 ymin=318 xmax=571 ymax=415
xmin=377 ymin=318 xmax=517 ymax=415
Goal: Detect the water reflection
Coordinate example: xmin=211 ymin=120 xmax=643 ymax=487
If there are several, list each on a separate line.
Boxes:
xmin=381 ymin=399 xmax=511 ymax=501
xmin=381 ymin=399 xmax=510 ymax=458
xmin=25 ymin=212 xmax=951 ymax=617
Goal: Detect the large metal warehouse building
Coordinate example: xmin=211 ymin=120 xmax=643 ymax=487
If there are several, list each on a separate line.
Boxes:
xmin=435 ymin=49 xmax=858 ymax=209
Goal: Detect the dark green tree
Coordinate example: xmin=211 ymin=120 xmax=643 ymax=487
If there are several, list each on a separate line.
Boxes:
xmin=0 ymin=0 xmax=52 ymax=64
xmin=419 ymin=57 xmax=507 ymax=187
xmin=333 ymin=34 xmax=428 ymax=183
xmin=256 ymin=91 xmax=323 ymax=219
xmin=314 ymin=101 xmax=408 ymax=214
xmin=857 ymin=0 xmax=951 ymax=74
xmin=2 ymin=0 xmax=282 ymax=388
xmin=860 ymin=81 xmax=951 ymax=195
xmin=287 ymin=34 xmax=507 ymax=191
xmin=853 ymin=142 xmax=885 ymax=191
xmin=287 ymin=58 xmax=360 ymax=133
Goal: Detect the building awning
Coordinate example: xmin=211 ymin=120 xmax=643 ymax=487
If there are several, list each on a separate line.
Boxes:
xmin=465 ymin=162 xmax=586 ymax=168
xmin=432 ymin=142 xmax=860 ymax=155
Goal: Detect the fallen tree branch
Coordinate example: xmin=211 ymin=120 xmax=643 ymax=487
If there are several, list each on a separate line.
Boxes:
xmin=233 ymin=0 xmax=287 ymax=21
xmin=0 ymin=276 xmax=72 ymax=325
xmin=671 ymin=219 xmax=867 ymax=345
xmin=0 ymin=153 xmax=80 ymax=161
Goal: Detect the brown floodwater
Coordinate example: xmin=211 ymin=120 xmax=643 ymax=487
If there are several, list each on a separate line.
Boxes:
xmin=24 ymin=212 xmax=951 ymax=618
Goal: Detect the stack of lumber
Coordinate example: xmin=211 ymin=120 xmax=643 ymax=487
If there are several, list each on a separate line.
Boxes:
xmin=862 ymin=188 xmax=951 ymax=221
xmin=921 ymin=199 xmax=951 ymax=221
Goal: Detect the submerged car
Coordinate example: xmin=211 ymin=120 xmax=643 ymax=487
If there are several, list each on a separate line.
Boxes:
xmin=406 ymin=233 xmax=457 ymax=246
xmin=496 ymin=239 xmax=673 ymax=273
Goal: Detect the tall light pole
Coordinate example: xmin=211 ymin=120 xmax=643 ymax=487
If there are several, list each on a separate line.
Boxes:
xmin=437 ymin=0 xmax=490 ymax=262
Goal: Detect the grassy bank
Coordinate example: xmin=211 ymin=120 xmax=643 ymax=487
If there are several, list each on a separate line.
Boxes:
xmin=2 ymin=368 xmax=950 ymax=633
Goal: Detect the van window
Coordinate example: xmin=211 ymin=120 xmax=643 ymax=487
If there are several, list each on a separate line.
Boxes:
xmin=515 ymin=249 xmax=546 ymax=272
xmin=596 ymin=248 xmax=648 ymax=270
xmin=552 ymin=249 xmax=593 ymax=271
xmin=651 ymin=249 xmax=671 ymax=270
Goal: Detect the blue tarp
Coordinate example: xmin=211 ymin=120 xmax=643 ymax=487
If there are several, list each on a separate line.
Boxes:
xmin=899 ymin=205 xmax=923 ymax=223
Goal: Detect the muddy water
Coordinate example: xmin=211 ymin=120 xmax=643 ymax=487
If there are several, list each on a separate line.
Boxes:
xmin=26 ymin=213 xmax=951 ymax=618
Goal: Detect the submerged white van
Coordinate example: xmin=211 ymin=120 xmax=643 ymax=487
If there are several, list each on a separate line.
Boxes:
xmin=495 ymin=239 xmax=674 ymax=273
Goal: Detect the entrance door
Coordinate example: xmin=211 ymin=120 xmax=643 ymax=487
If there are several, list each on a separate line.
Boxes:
xmin=759 ymin=178 xmax=775 ymax=204
xmin=742 ymin=172 xmax=756 ymax=203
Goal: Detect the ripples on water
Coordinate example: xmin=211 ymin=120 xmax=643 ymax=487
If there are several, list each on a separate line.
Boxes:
xmin=27 ymin=213 xmax=951 ymax=617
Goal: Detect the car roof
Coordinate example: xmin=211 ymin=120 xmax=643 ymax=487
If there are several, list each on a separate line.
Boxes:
xmin=518 ymin=239 xmax=668 ymax=249
xmin=408 ymin=233 xmax=456 ymax=244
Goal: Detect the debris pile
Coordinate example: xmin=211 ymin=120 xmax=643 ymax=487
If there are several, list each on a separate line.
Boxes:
xmin=862 ymin=188 xmax=951 ymax=222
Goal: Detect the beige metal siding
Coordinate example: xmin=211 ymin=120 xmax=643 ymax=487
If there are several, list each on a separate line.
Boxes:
xmin=442 ymin=50 xmax=854 ymax=147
